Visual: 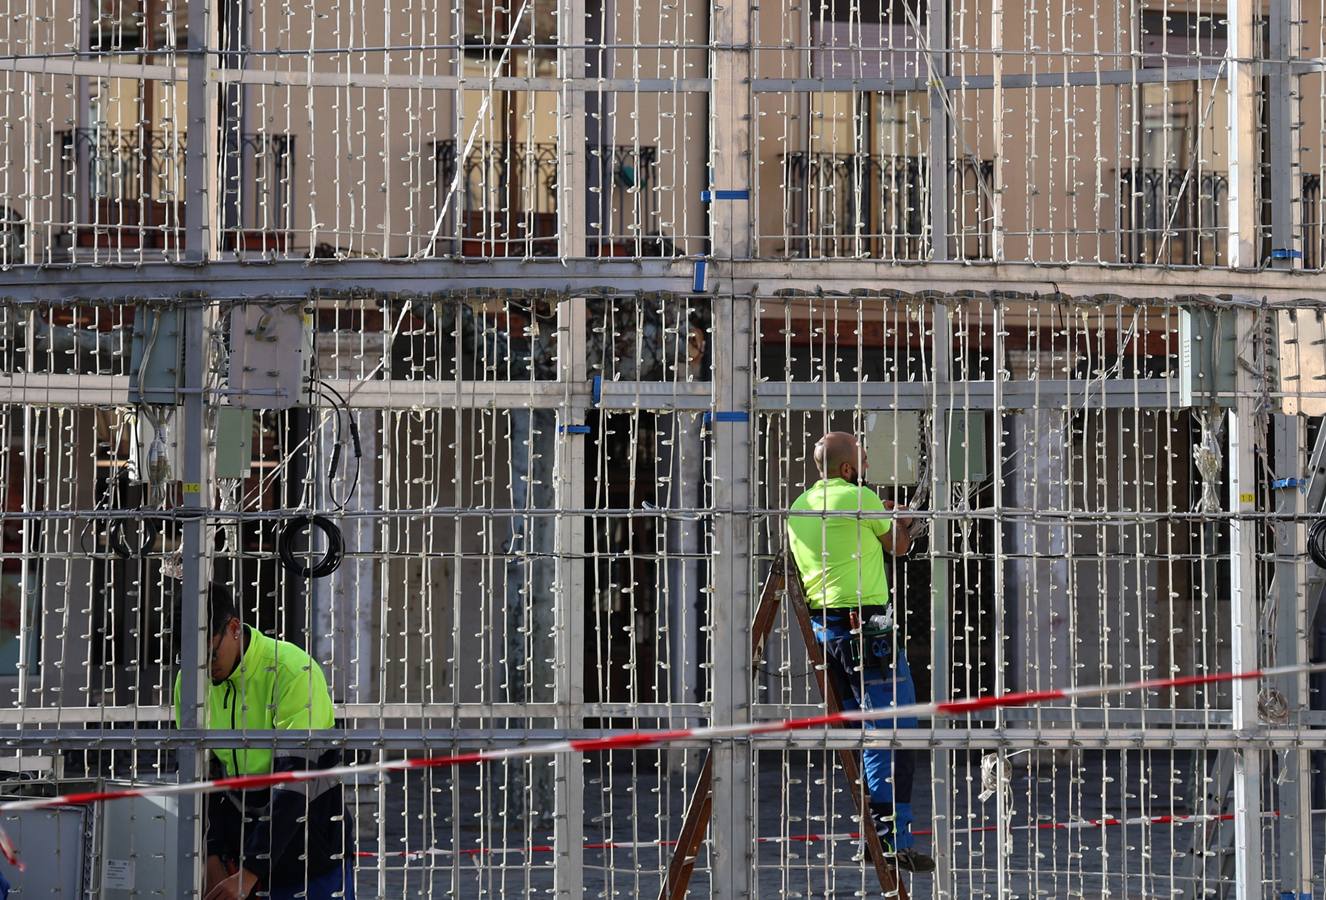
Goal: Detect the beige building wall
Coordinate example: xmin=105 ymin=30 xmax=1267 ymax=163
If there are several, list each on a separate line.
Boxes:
xmin=0 ymin=0 xmax=1321 ymax=265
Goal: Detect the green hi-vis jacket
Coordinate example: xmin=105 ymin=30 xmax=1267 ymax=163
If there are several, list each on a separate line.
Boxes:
xmin=173 ymin=625 xmax=335 ymax=774
xmin=173 ymin=626 xmax=344 ymax=886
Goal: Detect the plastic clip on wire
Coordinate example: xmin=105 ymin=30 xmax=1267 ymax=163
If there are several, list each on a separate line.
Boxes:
xmin=278 ymin=514 xmax=345 ymax=579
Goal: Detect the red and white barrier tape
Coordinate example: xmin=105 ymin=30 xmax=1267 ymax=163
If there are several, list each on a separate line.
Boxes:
xmin=0 ymin=661 xmax=1320 ymax=870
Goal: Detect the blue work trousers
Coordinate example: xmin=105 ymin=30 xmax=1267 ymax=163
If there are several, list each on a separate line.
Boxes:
xmin=811 ymin=617 xmax=918 ymax=851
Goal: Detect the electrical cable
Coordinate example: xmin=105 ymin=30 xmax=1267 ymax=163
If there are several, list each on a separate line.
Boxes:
xmin=1309 ymin=518 xmax=1326 ymax=570
xmin=278 ymin=514 xmax=345 ymax=579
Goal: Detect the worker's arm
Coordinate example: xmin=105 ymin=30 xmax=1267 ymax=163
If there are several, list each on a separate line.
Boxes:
xmin=878 ymin=500 xmax=912 ymax=557
xmin=238 ymin=663 xmax=335 ymax=886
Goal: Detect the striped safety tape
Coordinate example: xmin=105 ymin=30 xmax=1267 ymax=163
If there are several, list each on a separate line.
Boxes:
xmin=0 ymin=662 xmax=1321 ymax=869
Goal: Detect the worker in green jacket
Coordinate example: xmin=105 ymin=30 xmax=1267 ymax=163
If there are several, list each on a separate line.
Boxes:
xmin=174 ymin=585 xmax=354 ymax=900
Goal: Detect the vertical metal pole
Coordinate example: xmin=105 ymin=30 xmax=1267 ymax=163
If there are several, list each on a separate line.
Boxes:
xmin=1226 ymin=0 xmax=1259 ymax=270
xmin=928 ymin=302 xmax=954 ymax=899
xmin=554 ymin=3 xmax=587 ymax=893
xmin=179 ymin=0 xmax=217 ymax=894
xmin=1273 ymin=414 xmax=1313 ymax=898
xmin=709 ymin=0 xmax=754 ymax=892
xmin=1229 ymin=311 xmax=1264 ymax=900
xmin=991 ymin=300 xmax=1009 ymax=899
xmin=553 ymin=301 xmax=587 ymax=899
xmin=989 ymin=0 xmax=1005 ymax=262
xmin=1268 ymin=0 xmax=1300 ymax=273
xmin=926 ymin=0 xmax=950 ymax=262
xmin=1226 ymin=0 xmax=1264 ymax=889
xmin=1266 ymin=42 xmax=1312 ymax=892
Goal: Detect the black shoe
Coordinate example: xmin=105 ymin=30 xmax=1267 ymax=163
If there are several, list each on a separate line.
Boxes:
xmin=892 ymin=848 xmax=936 ymax=874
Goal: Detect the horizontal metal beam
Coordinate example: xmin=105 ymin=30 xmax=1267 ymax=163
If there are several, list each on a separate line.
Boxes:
xmin=0 ymin=56 xmax=709 ymax=92
xmin=753 ymin=65 xmax=1225 ymax=94
xmin=5 ymin=259 xmax=1326 ymax=304
xmin=0 ymin=373 xmax=128 ymax=406
xmin=0 ymin=373 xmax=1181 ymax=411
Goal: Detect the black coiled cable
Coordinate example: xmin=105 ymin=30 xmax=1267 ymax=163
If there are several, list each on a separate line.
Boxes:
xmin=278 ymin=514 xmax=344 ymax=579
xmin=1310 ymin=518 xmax=1326 ymax=570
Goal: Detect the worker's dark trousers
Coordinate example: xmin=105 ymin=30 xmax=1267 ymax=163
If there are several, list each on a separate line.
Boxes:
xmin=812 ymin=619 xmax=918 ymax=851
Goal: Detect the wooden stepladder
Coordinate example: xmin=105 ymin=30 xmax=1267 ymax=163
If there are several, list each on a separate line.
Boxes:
xmin=658 ymin=553 xmax=909 ymax=900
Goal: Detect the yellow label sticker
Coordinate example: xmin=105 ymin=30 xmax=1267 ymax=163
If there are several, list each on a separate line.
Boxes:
xmin=183 ymin=482 xmax=201 ymax=494
xmin=1239 ymin=492 xmax=1255 ymax=505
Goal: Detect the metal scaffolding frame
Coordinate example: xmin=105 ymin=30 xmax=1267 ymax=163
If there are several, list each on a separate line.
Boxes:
xmin=0 ymin=0 xmax=1324 ymax=896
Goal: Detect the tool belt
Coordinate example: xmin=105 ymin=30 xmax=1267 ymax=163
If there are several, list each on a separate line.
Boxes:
xmin=816 ymin=605 xmax=896 ymax=677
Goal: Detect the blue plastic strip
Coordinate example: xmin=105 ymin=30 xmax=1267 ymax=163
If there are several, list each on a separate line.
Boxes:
xmin=1272 ymin=248 xmax=1304 ymax=260
xmin=1272 ymin=477 xmax=1306 ymax=490
xmin=700 ymin=189 xmax=750 ymax=202
xmin=692 ymin=259 xmax=708 ymax=292
xmin=703 ymin=411 xmax=750 ymax=425
xmin=559 ymin=424 xmax=591 ymax=435
xmin=1279 ymin=893 xmax=1312 ymax=900
xmin=591 ymin=375 xmax=602 ymax=406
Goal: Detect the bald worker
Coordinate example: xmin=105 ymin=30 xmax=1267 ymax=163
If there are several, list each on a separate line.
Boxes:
xmin=786 ymin=431 xmax=934 ymax=873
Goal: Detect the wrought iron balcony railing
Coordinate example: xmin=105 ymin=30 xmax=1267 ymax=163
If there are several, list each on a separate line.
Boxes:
xmin=56 ymin=129 xmax=295 ymax=253
xmin=781 ymin=152 xmax=995 ymax=261
xmin=432 ymin=140 xmax=664 ymax=257
xmin=1117 ymin=167 xmax=1228 ymax=266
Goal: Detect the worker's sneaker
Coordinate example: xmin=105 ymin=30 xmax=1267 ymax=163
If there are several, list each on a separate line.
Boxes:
xmin=892 ymin=848 xmax=936 ymax=874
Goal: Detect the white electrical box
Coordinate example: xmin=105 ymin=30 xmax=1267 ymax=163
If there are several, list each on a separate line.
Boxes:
xmin=1279 ymin=308 xmax=1326 ymax=416
xmin=98 ymin=787 xmax=181 ymax=898
xmin=228 ymin=303 xmax=312 ymax=409
xmin=864 ymin=411 xmax=923 ymax=485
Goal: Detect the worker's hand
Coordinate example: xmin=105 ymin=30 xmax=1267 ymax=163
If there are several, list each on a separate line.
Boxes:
xmin=882 ymin=499 xmax=914 ymax=529
xmin=203 ymin=868 xmax=260 ymax=900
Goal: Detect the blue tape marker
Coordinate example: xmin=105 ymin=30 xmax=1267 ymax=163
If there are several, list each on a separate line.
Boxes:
xmin=1279 ymin=893 xmax=1312 ymax=900
xmin=700 ymin=189 xmax=750 ymax=202
xmin=1272 ymin=477 xmax=1306 ymax=490
xmin=1272 ymin=248 xmax=1304 ymax=260
xmin=591 ymin=375 xmax=602 ymax=406
xmin=703 ymin=411 xmax=750 ymax=425
xmin=559 ymin=424 xmax=591 ymax=435
xmin=693 ymin=259 xmax=708 ymax=292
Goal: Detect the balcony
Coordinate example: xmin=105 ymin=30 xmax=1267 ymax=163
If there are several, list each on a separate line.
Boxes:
xmin=1304 ymin=175 xmax=1322 ymax=270
xmin=781 ymin=152 xmax=995 ymax=260
xmin=1117 ymin=167 xmax=1227 ymax=266
xmin=432 ymin=141 xmax=664 ymax=257
xmin=56 ymin=129 xmax=295 ymax=255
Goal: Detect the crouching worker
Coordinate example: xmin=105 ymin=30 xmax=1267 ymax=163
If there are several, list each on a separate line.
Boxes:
xmin=787 ymin=432 xmax=935 ymax=874
xmin=174 ymin=584 xmax=355 ymax=900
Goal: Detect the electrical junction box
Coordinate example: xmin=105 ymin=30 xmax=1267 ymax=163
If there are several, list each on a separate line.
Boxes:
xmin=0 ymin=784 xmax=88 ymax=895
xmin=97 ymin=784 xmax=181 ymax=898
xmin=1278 ymin=308 xmax=1326 ymax=416
xmin=214 ymin=406 xmax=254 ymax=479
xmin=1179 ymin=306 xmax=1238 ymax=409
xmin=128 ymin=306 xmax=184 ymax=405
xmin=864 ymin=411 xmax=989 ymax=486
xmin=947 ymin=411 xmax=989 ymax=483
xmin=228 ymin=303 xmax=312 ymax=409
xmin=864 ymin=410 xmax=923 ymax=485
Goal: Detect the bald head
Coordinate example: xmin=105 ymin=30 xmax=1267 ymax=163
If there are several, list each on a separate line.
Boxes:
xmin=814 ymin=432 xmax=865 ymax=482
